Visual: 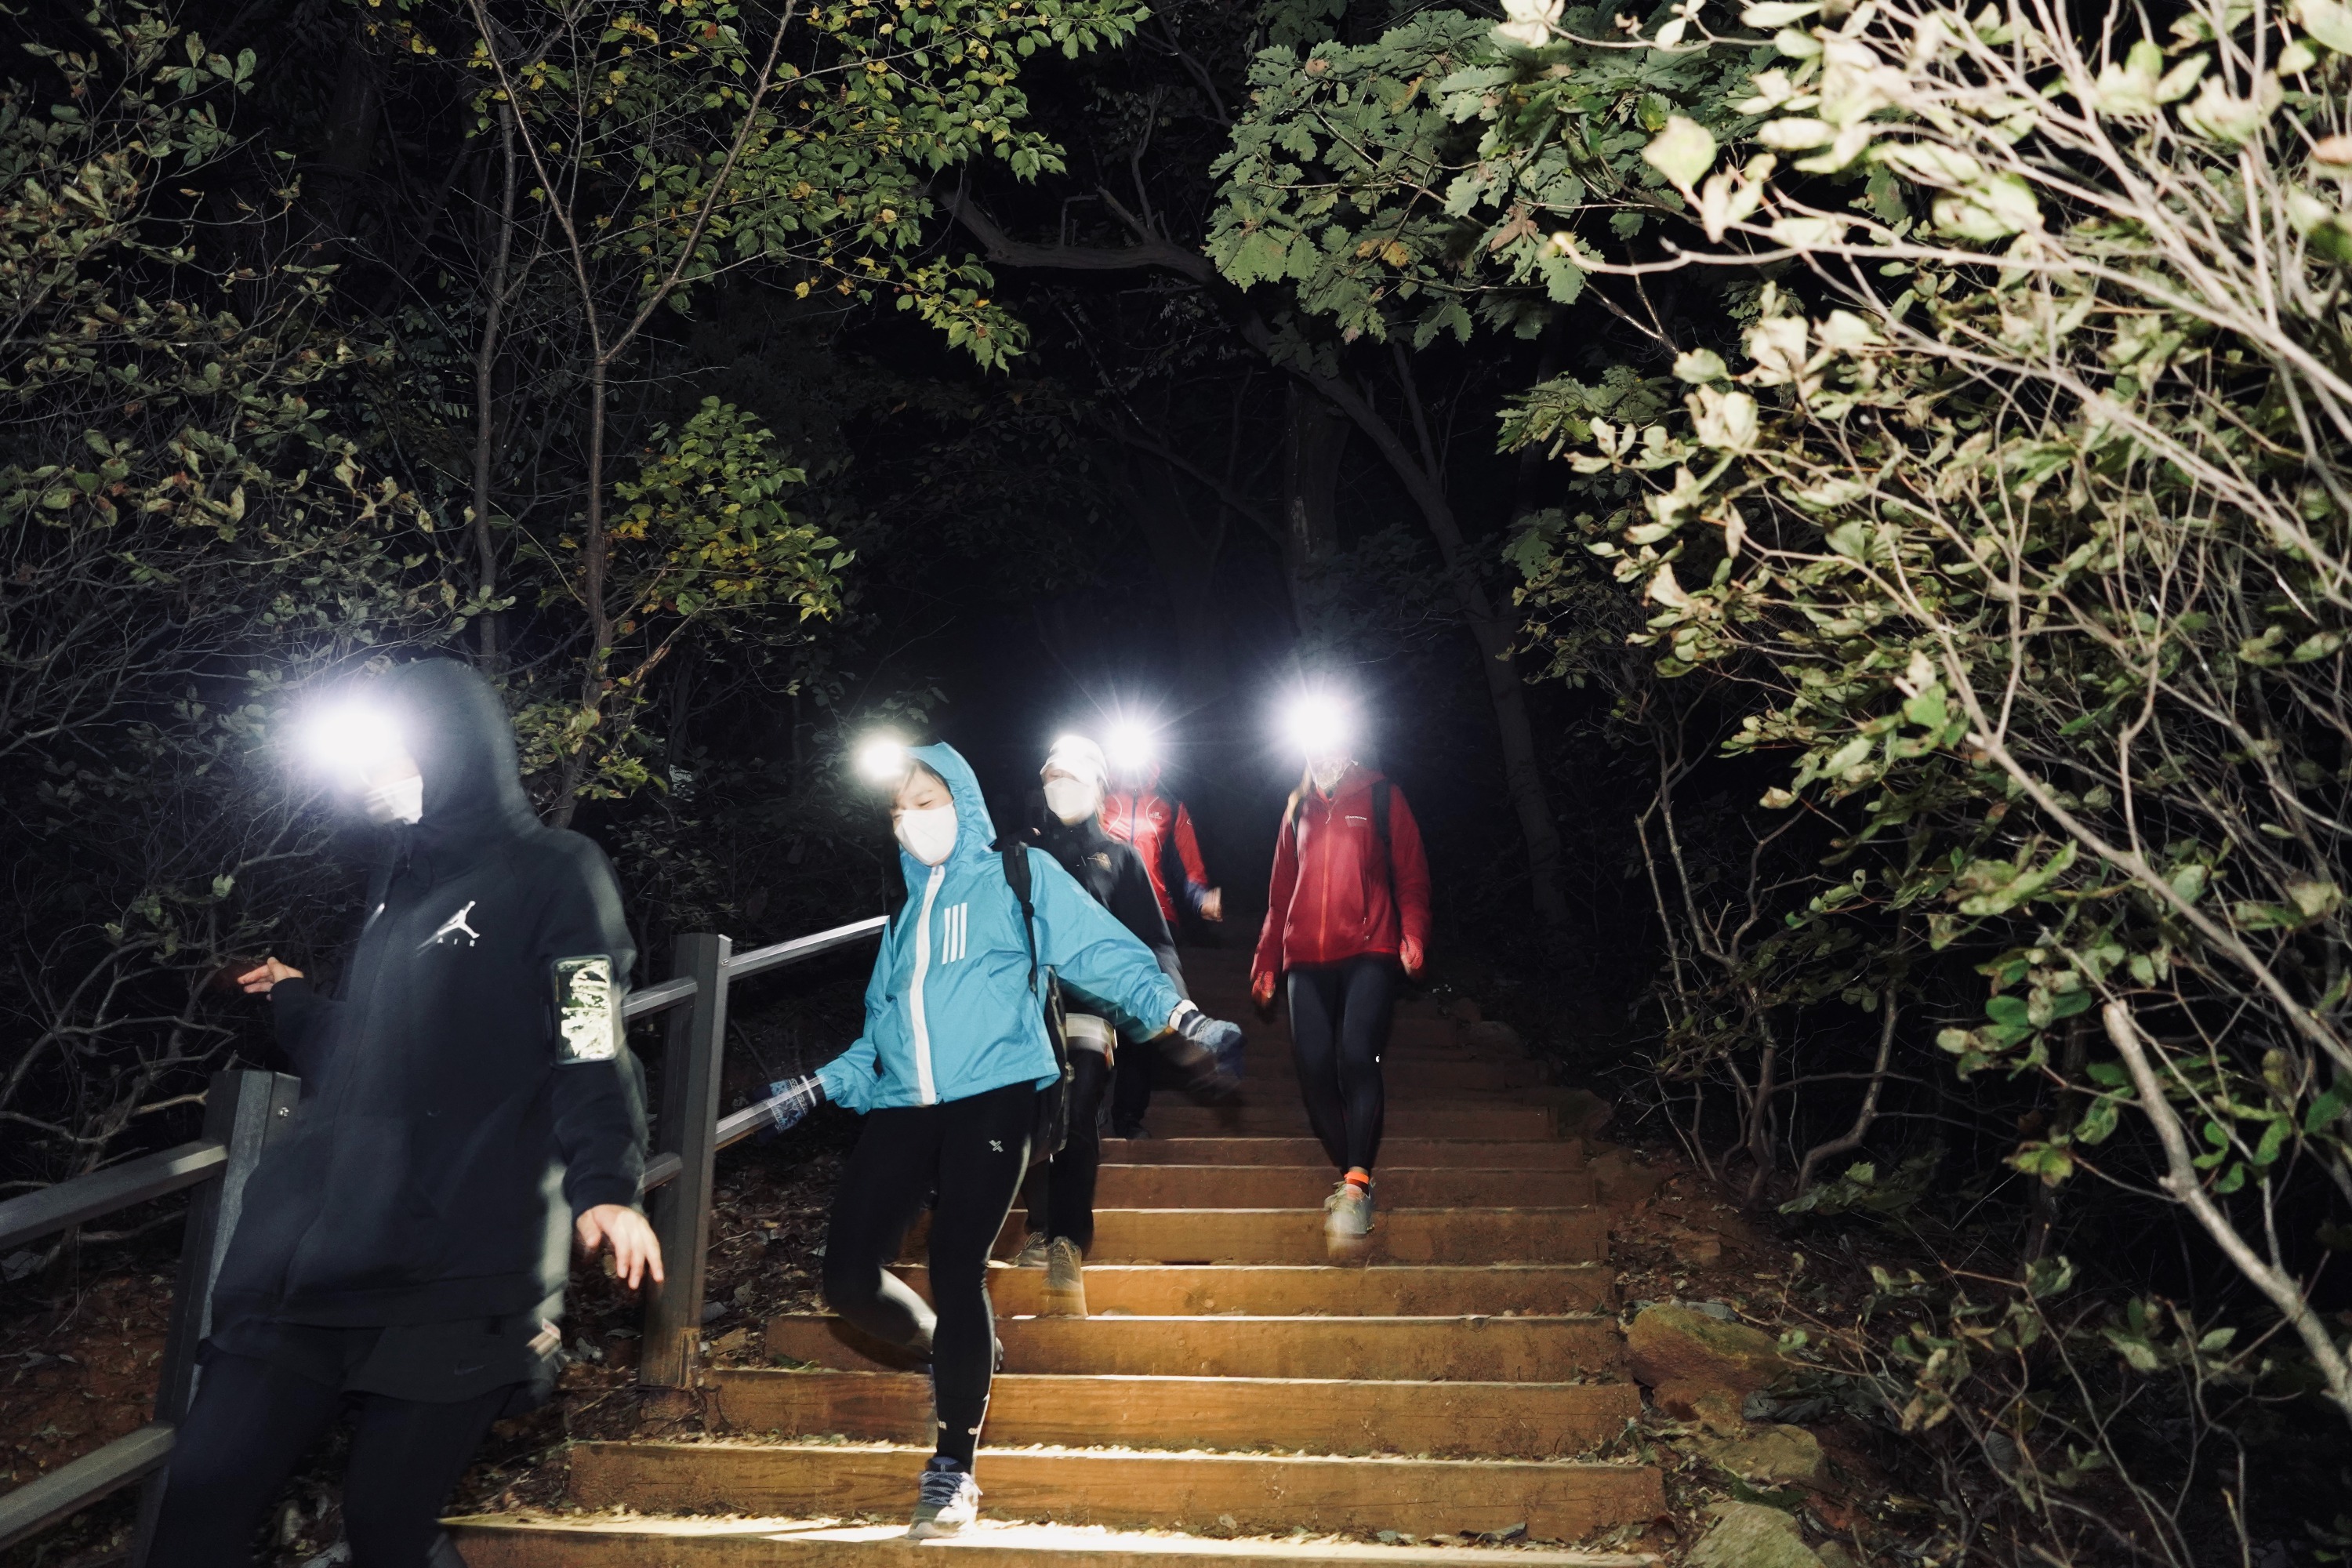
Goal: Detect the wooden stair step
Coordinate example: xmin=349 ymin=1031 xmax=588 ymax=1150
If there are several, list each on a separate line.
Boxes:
xmin=900 ymin=1207 xmax=1605 ymax=1266
xmin=710 ymin=1369 xmax=1639 ymax=1457
xmin=1103 ymin=1138 xmax=1584 ymax=1171
xmin=561 ymin=1442 xmax=1666 ymax=1541
xmin=446 ymin=1517 xmax=1662 ymax=1568
xmin=1236 ymin=1062 xmax=1535 ymax=1092
xmin=1091 ymin=1166 xmax=1593 ymax=1210
xmin=1140 ymin=1107 xmax=1555 ymax=1140
xmin=893 ymin=1262 xmax=1614 ymax=1317
xmin=765 ymin=1313 xmax=1623 ymax=1382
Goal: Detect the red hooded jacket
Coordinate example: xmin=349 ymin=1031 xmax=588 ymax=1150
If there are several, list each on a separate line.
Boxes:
xmin=1252 ymin=764 xmax=1431 ymax=986
xmin=1102 ymin=773 xmax=1214 ymax=925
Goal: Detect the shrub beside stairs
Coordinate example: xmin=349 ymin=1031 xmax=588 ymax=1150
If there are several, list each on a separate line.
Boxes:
xmin=446 ymin=948 xmax=1665 ymax=1567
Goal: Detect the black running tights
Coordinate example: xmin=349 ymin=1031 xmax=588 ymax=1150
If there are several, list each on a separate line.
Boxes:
xmin=1024 ymin=1047 xmax=1111 ymax=1252
xmin=822 ymin=1080 xmax=1035 ymax=1467
xmin=1287 ymin=956 xmax=1399 ymax=1173
xmin=147 ymin=1352 xmax=510 ymax=1568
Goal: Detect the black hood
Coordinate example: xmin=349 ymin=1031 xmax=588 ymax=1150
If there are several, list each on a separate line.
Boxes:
xmin=376 ymin=659 xmax=539 ymax=848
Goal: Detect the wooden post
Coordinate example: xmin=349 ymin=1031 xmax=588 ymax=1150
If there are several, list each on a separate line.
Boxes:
xmin=640 ymin=933 xmax=731 ymax=1390
xmin=132 ymin=1068 xmax=302 ymax=1566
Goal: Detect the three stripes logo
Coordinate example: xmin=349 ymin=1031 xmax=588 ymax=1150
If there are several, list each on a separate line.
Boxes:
xmin=938 ymin=902 xmax=970 ymax=963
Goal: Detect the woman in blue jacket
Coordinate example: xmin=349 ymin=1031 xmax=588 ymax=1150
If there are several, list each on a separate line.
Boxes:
xmin=764 ymin=742 xmax=1242 ymax=1537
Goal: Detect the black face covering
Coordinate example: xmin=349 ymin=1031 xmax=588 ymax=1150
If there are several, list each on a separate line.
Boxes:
xmin=373 ymin=659 xmax=539 ymax=851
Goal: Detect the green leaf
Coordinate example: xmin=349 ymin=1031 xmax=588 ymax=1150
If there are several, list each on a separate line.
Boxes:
xmin=1642 ymin=116 xmax=1719 ymax=192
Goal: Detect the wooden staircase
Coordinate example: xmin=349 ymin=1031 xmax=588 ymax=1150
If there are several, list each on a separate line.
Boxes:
xmin=446 ymin=949 xmax=1663 ymax=1568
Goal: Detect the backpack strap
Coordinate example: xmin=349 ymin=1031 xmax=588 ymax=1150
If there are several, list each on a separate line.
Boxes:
xmin=1372 ymin=778 xmax=1391 ymax=856
xmin=1000 ymin=842 xmax=1040 ymax=994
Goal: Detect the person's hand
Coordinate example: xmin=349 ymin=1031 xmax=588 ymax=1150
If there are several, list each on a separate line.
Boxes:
xmin=765 ymin=1075 xmax=826 ymax=1134
xmin=1399 ymin=937 xmax=1425 ymax=978
xmin=238 ymin=958 xmax=303 ymax=996
xmin=1251 ymin=969 xmax=1277 ymax=1007
xmin=1200 ymin=887 xmax=1224 ymax=922
xmin=575 ymin=1204 xmax=665 ymax=1290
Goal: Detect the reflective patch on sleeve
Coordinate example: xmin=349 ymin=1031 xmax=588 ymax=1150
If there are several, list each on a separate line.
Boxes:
xmin=554 ymin=955 xmax=621 ymax=1064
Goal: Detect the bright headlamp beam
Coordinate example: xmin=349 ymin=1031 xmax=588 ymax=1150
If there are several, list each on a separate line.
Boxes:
xmin=306 ymin=703 xmax=408 ymax=780
xmin=1285 ymin=696 xmax=1354 ymax=757
xmin=853 ymin=735 xmax=913 ymax=788
xmin=1105 ymin=720 xmax=1156 ymax=774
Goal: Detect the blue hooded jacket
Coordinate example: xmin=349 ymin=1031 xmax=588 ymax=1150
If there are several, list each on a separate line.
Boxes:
xmin=815 ymin=742 xmax=1185 ymax=1112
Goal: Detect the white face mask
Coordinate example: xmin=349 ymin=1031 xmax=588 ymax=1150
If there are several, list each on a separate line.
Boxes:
xmin=1310 ymin=757 xmax=1352 ymax=794
xmin=894 ymin=804 xmax=959 ymax=866
xmin=1044 ymin=777 xmax=1100 ymax=826
xmin=363 ymin=774 xmax=424 ymax=826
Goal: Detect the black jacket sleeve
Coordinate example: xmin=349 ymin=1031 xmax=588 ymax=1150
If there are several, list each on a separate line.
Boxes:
xmin=1109 ymin=844 xmax=1189 ymax=997
xmin=268 ymin=978 xmax=338 ymax=1080
xmin=535 ymin=837 xmax=648 ymax=1214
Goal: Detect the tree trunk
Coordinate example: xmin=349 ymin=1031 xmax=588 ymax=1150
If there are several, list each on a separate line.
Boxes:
xmin=1280 ymin=383 xmax=1348 ymax=634
xmin=1298 ymin=361 xmax=1569 ymax=932
xmin=1127 ymin=465 xmax=1230 ymax=716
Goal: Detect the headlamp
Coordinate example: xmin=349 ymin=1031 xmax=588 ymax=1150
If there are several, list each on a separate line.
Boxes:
xmin=305 ymin=702 xmax=409 ymax=782
xmin=1284 ymin=693 xmax=1355 ymax=757
xmin=1105 ymin=720 xmax=1156 ymax=775
xmin=853 ymin=734 xmax=913 ymax=789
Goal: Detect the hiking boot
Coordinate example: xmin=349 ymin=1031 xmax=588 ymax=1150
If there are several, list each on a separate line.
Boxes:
xmin=906 ymin=1456 xmax=981 ymax=1538
xmin=1041 ymin=1237 xmax=1087 ymax=1318
xmin=1011 ymin=1232 xmax=1051 ymax=1269
xmin=1325 ymin=1180 xmax=1374 ymax=1259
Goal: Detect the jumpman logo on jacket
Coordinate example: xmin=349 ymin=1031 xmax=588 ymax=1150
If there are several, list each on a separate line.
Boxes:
xmin=423 ymin=900 xmax=482 ymax=949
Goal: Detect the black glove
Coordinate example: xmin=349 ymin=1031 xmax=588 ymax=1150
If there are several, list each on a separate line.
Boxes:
xmin=1167 ymin=1003 xmax=1247 ymax=1105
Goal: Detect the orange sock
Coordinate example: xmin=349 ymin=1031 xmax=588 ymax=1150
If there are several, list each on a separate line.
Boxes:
xmin=1345 ymin=1167 xmax=1372 ymax=1189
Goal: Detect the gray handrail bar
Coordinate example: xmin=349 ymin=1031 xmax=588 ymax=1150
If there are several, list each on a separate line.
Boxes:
xmin=0 ymin=1142 xmax=227 ymax=1255
xmin=1 ymin=909 xmax=884 ymax=1553
xmin=623 ymin=975 xmax=697 ymax=1020
xmin=728 ymin=915 xmax=888 ymax=981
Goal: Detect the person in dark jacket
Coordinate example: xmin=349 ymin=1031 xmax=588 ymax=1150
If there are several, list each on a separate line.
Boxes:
xmin=149 ymin=659 xmax=657 ymax=1568
xmin=1011 ymin=735 xmax=1240 ymax=1315
xmin=1100 ymin=750 xmax=1224 ymax=1139
xmin=1250 ymin=724 xmax=1431 ymax=1259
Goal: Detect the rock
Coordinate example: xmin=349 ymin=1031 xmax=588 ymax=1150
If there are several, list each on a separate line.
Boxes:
xmin=1671 ymin=1230 xmax=1724 ymax=1267
xmin=1591 ymin=1147 xmax=1667 ymax=1203
xmin=1686 ymin=1501 xmax=1824 ymax=1568
xmin=1464 ymin=1019 xmax=1523 ymax=1052
xmin=1815 ymin=1544 xmax=1860 ymax=1568
xmin=1695 ymin=1424 xmax=1828 ymax=1489
xmin=1445 ymin=997 xmax=1483 ymax=1022
xmin=1671 ymin=1385 xmax=1748 ymax=1436
xmin=1548 ymin=1087 xmax=1613 ymax=1139
xmin=1628 ymin=1303 xmax=1794 ymax=1418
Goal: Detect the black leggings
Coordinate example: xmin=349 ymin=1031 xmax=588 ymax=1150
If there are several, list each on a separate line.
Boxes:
xmin=822 ymin=1080 xmax=1035 ymax=1467
xmin=1111 ymin=1034 xmax=1152 ymax=1136
xmin=1024 ymin=1048 xmax=1112 ymax=1252
xmin=147 ymin=1352 xmax=510 ymax=1568
xmin=1287 ymin=957 xmax=1399 ymax=1174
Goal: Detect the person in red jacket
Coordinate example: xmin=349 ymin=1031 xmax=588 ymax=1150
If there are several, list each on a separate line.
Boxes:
xmin=1250 ymin=730 xmax=1430 ymax=1257
xmin=1102 ymin=761 xmax=1222 ymax=928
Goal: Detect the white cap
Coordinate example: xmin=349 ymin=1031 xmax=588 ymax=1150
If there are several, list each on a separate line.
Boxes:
xmin=1044 ymin=733 xmax=1109 ymax=790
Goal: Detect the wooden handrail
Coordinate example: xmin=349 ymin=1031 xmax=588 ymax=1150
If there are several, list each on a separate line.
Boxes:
xmin=0 ymin=1142 xmax=227 ymax=1255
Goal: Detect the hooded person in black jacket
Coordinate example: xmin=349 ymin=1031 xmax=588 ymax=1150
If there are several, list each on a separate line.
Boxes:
xmin=1011 ymin=735 xmax=1242 ymax=1316
xmin=149 ymin=659 xmax=659 ymax=1568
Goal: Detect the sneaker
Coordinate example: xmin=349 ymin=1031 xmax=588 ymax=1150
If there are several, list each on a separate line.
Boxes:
xmin=1112 ymin=1122 xmax=1149 ymax=1141
xmin=1325 ymin=1180 xmax=1374 ymax=1258
xmin=1042 ymin=1237 xmax=1087 ymax=1318
xmin=906 ymin=1455 xmax=981 ymax=1538
xmin=1011 ymin=1232 xmax=1051 ymax=1269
